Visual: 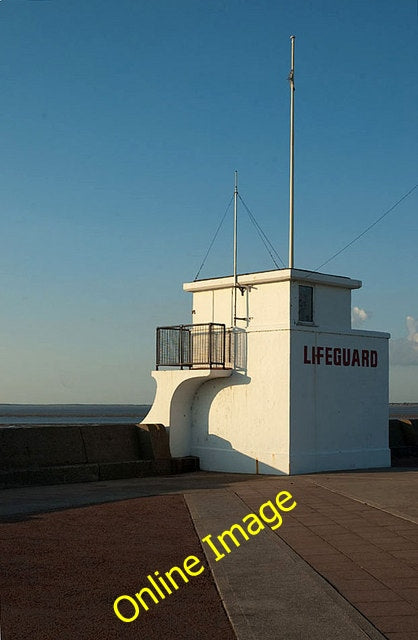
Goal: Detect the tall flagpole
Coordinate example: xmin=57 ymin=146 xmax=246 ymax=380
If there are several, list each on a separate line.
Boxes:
xmin=233 ymin=170 xmax=238 ymax=326
xmin=288 ymin=35 xmax=295 ymax=269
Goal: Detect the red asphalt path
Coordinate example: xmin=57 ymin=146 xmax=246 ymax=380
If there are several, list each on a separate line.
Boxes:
xmin=0 ymin=495 xmax=235 ymax=640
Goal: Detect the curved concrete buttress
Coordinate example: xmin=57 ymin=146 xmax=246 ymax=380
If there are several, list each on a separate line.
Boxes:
xmin=141 ymin=369 xmax=232 ymax=457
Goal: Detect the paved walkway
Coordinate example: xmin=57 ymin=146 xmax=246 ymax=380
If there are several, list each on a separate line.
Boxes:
xmin=1 ymin=469 xmax=418 ymax=639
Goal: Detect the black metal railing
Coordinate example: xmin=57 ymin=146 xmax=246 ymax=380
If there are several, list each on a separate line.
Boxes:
xmin=156 ymin=323 xmax=230 ymax=370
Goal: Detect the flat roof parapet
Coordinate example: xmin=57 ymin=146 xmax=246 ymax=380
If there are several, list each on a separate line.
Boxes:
xmin=184 ymin=269 xmax=362 ymax=292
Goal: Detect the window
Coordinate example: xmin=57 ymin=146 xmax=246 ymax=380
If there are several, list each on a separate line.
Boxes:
xmin=298 ymin=285 xmax=313 ymax=322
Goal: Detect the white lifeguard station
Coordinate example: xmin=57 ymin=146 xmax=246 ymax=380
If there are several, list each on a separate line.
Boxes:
xmin=143 ymin=268 xmax=390 ymax=474
xmin=142 ymin=37 xmax=391 ymax=475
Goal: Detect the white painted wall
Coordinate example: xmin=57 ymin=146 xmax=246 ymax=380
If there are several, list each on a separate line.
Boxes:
xmin=142 ymin=369 xmax=231 ymax=457
xmin=191 ymin=328 xmax=291 ymax=474
xmin=289 ymin=280 xmax=352 ymax=330
xmin=290 ymin=328 xmax=390 ymax=473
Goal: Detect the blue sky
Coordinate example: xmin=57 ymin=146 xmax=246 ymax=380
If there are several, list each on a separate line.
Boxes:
xmin=0 ymin=0 xmax=416 ymax=403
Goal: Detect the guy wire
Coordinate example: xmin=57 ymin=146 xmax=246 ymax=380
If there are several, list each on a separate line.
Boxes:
xmin=194 ymin=195 xmax=234 ymax=281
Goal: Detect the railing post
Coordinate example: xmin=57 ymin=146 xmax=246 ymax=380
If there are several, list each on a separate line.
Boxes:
xmin=179 ymin=325 xmax=183 ymax=370
xmin=208 ymin=323 xmax=212 ymax=369
xmin=156 ymin=328 xmax=160 ymax=370
xmin=189 ymin=327 xmax=193 ymax=369
xmin=222 ymin=325 xmax=226 ymax=369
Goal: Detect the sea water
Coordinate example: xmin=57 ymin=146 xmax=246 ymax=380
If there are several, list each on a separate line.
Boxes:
xmin=0 ymin=403 xmax=416 ymax=427
xmin=0 ymin=404 xmax=151 ymax=426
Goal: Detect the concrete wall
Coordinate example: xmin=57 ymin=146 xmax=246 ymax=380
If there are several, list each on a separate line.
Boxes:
xmin=143 ymin=369 xmax=232 ymax=457
xmin=0 ymin=423 xmax=198 ymax=488
xmin=290 ymin=328 xmax=390 ymax=473
xmin=190 ymin=328 xmax=290 ymax=474
xmin=289 ymin=280 xmax=352 ymax=331
xmin=0 ymin=424 xmax=142 ymax=469
xmin=189 ymin=273 xmax=292 ymax=474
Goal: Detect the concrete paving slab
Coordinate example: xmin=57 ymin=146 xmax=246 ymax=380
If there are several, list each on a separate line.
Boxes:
xmin=233 ymin=476 xmax=418 ymax=639
xmin=308 ymin=469 xmax=418 ymax=523
xmin=186 ymin=488 xmax=385 ymax=640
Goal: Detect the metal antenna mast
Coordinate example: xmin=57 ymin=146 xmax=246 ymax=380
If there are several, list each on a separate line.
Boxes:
xmin=288 ymin=35 xmax=295 ymax=269
xmin=233 ymin=170 xmax=238 ymax=326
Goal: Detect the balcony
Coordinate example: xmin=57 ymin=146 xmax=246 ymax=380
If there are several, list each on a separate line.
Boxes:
xmin=156 ymin=323 xmax=231 ymax=370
